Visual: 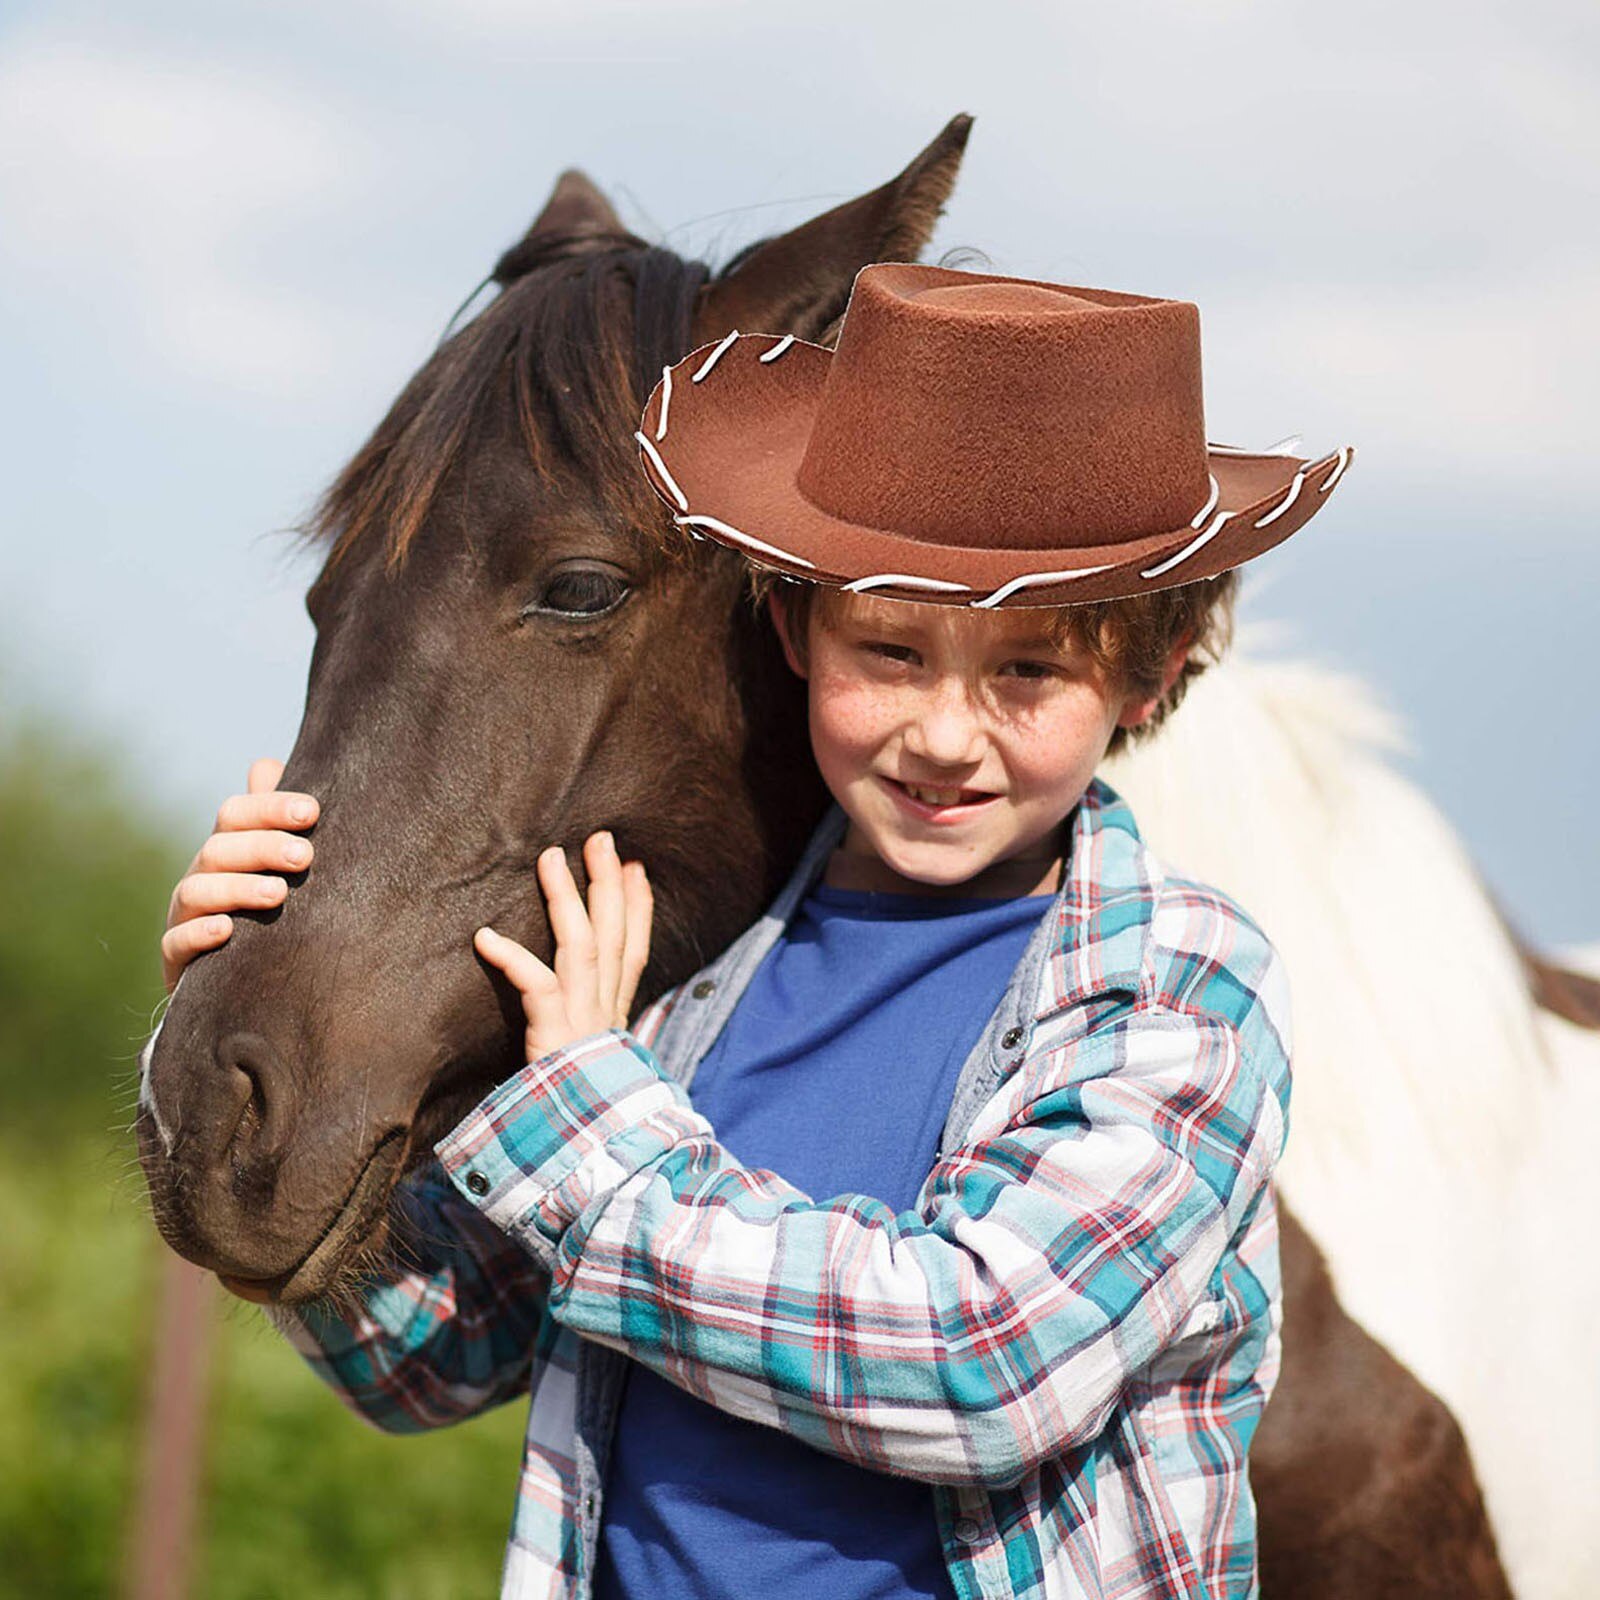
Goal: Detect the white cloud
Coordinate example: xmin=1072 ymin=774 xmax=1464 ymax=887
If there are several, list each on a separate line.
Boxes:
xmin=1201 ymin=268 xmax=1600 ymax=489
xmin=0 ymin=34 xmax=378 ymax=392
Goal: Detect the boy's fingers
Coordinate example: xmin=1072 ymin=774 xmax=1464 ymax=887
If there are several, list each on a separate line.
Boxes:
xmin=583 ymin=832 xmax=626 ymax=1016
xmin=616 ymin=860 xmax=654 ymax=1025
xmin=215 ymin=790 xmax=319 ymax=834
xmin=171 ymin=872 xmax=288 ymax=922
xmin=247 ymin=758 xmax=285 ymax=795
xmin=474 ymin=925 xmax=558 ymax=992
xmin=475 ymin=927 xmax=568 ymax=1047
xmin=193 ymin=829 xmax=313 ymax=876
xmin=539 ymin=847 xmax=600 ymax=1007
xmin=161 ymin=916 xmax=233 ymax=991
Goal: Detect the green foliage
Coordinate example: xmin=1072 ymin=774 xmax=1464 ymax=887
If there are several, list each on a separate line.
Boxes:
xmin=0 ymin=713 xmax=526 ymax=1598
xmin=0 ymin=1141 xmax=153 ymax=1599
xmin=199 ymin=1313 xmax=522 ymax=1600
xmin=0 ymin=718 xmax=176 ymax=1130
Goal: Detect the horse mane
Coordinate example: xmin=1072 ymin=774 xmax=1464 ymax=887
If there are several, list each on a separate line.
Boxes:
xmin=305 ymin=230 xmax=724 ymax=574
xmin=1102 ymin=626 xmax=1575 ymax=1174
xmin=1103 ymin=633 xmax=1600 ymax=1581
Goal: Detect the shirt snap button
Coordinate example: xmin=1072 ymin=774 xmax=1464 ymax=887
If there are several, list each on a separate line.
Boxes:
xmin=465 ymin=1171 xmax=490 ymax=1197
xmin=952 ymin=1515 xmax=982 ymax=1543
xmin=1001 ymin=1026 xmax=1024 ymax=1051
xmin=692 ymin=979 xmax=716 ymax=1000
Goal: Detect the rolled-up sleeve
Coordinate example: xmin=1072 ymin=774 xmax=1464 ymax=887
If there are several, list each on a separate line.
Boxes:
xmin=434 ymin=1005 xmax=1284 ymax=1489
xmin=280 ymin=988 xmax=686 ymax=1435
xmin=277 ymin=1158 xmax=554 ymax=1435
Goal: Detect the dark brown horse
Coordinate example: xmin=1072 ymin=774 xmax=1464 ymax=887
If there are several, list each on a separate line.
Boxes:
xmin=137 ymin=115 xmax=1512 ymax=1595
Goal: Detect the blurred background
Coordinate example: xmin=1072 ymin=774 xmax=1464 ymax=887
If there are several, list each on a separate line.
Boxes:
xmin=1 ymin=0 xmax=1593 ymax=1595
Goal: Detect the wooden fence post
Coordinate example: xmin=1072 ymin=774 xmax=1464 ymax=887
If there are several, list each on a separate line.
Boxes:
xmin=125 ymin=1249 xmax=216 ymax=1600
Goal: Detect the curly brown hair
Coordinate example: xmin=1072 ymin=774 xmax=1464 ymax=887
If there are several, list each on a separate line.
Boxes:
xmin=746 ymin=566 xmax=1239 ymax=758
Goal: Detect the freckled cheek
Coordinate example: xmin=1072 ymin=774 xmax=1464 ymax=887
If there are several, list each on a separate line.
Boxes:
xmin=1004 ymin=701 xmax=1115 ymax=801
xmin=807 ymin=672 xmax=900 ymax=776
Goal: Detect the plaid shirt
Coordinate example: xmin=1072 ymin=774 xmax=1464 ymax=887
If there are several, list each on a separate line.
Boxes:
xmin=284 ymin=777 xmax=1291 ymax=1599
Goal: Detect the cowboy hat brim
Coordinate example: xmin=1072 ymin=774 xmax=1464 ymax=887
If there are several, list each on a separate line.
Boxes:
xmin=635 ymin=331 xmax=1354 ymax=608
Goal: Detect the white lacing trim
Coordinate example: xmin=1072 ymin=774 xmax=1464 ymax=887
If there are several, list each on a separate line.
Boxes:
xmin=673 ymin=514 xmax=817 ymax=569
xmin=842 ymin=573 xmax=972 ymax=594
xmin=970 ymin=565 xmax=1117 ymax=608
xmin=1207 ymin=435 xmax=1303 ymax=457
xmin=1317 ymin=445 xmax=1353 ymax=492
xmin=1252 ymin=470 xmax=1306 ymax=528
xmin=758 ymin=334 xmax=796 ymax=364
xmin=641 ymin=414 xmax=1350 ymax=599
xmin=654 ymin=365 xmax=672 ymax=441
xmin=1139 ymin=443 xmax=1351 ymax=580
xmin=1141 ymin=509 xmax=1232 ymax=580
xmin=634 ymin=432 xmax=687 ymax=511
xmin=691 ymin=330 xmax=740 ymax=383
xmin=1139 ymin=468 xmax=1231 ymax=579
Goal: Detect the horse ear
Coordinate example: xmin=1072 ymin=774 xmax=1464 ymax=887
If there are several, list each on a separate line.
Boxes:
xmin=493 ymin=168 xmax=630 ymax=284
xmin=692 ymin=113 xmax=975 ymax=348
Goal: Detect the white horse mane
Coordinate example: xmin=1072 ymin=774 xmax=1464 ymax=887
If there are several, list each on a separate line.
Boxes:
xmin=1102 ymin=624 xmax=1599 ymax=1599
xmin=1105 ymin=622 xmax=1550 ymax=1169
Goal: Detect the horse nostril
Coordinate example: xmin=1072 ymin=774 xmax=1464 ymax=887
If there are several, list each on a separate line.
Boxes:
xmin=216 ymin=1032 xmax=290 ymax=1162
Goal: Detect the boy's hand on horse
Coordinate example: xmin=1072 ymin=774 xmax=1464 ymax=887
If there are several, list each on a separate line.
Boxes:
xmin=161 ymin=761 xmax=649 ymax=1062
xmin=161 ymin=757 xmax=318 ymax=994
xmin=474 ymin=832 xmax=653 ymax=1064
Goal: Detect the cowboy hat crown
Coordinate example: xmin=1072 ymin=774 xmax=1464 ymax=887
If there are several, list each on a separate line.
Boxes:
xmin=635 ymin=262 xmax=1354 ymax=608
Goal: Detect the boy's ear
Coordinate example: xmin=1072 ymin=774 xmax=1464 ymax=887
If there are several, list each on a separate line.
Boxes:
xmin=766 ymin=590 xmax=809 ymax=679
xmin=1115 ymin=637 xmax=1191 ymax=730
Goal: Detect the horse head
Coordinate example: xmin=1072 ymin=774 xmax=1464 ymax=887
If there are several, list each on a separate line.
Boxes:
xmin=136 ymin=116 xmax=974 ymax=1304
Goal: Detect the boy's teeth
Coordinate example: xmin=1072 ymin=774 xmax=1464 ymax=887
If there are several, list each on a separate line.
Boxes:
xmin=906 ymin=783 xmax=968 ymax=806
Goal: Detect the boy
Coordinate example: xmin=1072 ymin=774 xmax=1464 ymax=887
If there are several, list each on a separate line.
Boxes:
xmin=163 ymin=263 xmax=1351 ymax=1598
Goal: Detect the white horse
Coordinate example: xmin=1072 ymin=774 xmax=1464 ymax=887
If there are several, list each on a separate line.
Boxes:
xmin=1103 ymin=621 xmax=1600 ymax=1600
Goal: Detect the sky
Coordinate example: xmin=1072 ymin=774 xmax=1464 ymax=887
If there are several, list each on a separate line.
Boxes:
xmin=1 ymin=0 xmax=1595 ymax=943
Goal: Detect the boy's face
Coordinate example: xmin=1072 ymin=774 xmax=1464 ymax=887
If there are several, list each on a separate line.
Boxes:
xmin=770 ymin=589 xmax=1178 ymax=895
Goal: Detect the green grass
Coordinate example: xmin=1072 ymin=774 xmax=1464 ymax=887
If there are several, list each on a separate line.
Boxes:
xmin=0 ymin=710 xmax=530 ymax=1599
xmin=199 ymin=1292 xmax=525 ymax=1600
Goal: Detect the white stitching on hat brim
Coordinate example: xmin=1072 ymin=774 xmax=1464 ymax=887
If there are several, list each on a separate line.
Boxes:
xmin=843 ymin=573 xmax=972 ymax=595
xmin=1252 ymin=469 xmax=1307 ymax=529
xmin=1207 ymin=436 xmax=1302 ymax=456
xmin=634 ymin=432 xmax=688 ymax=511
xmin=1318 ymin=445 xmax=1353 ymax=492
xmin=674 ymin=514 xmax=818 ymax=569
xmin=654 ymin=365 xmax=672 ymax=441
xmin=1190 ymin=474 xmax=1220 ymax=529
xmin=1140 ymin=508 xmax=1233 ymax=581
xmin=1139 ymin=447 xmax=1352 ymax=580
xmin=641 ymin=347 xmax=1354 ymax=600
xmin=970 ymin=565 xmax=1119 ymax=608
xmin=691 ymin=329 xmax=740 ymax=383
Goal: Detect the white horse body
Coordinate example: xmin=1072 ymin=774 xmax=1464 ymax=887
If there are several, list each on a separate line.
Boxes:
xmin=1102 ymin=634 xmax=1599 ymax=1600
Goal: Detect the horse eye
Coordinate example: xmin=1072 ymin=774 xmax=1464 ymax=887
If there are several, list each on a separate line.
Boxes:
xmin=526 ymin=567 xmax=631 ymax=619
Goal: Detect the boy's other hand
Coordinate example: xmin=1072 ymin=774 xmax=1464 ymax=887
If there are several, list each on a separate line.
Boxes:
xmin=474 ymin=830 xmax=653 ymax=1064
xmin=161 ymin=757 xmax=319 ymax=994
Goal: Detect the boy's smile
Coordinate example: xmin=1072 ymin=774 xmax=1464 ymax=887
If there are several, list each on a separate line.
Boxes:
xmin=770 ymin=590 xmax=1179 ymax=898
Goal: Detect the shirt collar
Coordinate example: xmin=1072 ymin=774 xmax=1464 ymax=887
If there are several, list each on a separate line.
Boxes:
xmin=780 ymin=775 xmax=1151 ymax=1017
xmin=649 ymin=777 xmax=1151 ymax=1083
xmin=1048 ymin=775 xmax=1151 ymax=1009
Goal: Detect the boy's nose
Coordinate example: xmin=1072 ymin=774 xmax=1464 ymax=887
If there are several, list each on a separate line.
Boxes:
xmin=904 ymin=693 xmax=987 ymax=767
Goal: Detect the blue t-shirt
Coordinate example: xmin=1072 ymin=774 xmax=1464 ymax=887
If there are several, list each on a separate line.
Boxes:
xmin=592 ymin=875 xmax=1053 ymax=1600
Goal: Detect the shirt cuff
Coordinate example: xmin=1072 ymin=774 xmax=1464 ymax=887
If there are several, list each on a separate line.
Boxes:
xmin=433 ymin=1026 xmax=701 ymax=1270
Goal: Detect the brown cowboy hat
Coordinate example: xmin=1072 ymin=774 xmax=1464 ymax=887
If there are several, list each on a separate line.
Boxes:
xmin=634 ymin=261 xmax=1354 ymax=608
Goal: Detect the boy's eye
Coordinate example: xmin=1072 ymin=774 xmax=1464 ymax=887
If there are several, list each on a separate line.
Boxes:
xmin=864 ymin=641 xmax=919 ymax=664
xmin=1000 ymin=660 xmax=1057 ymax=681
